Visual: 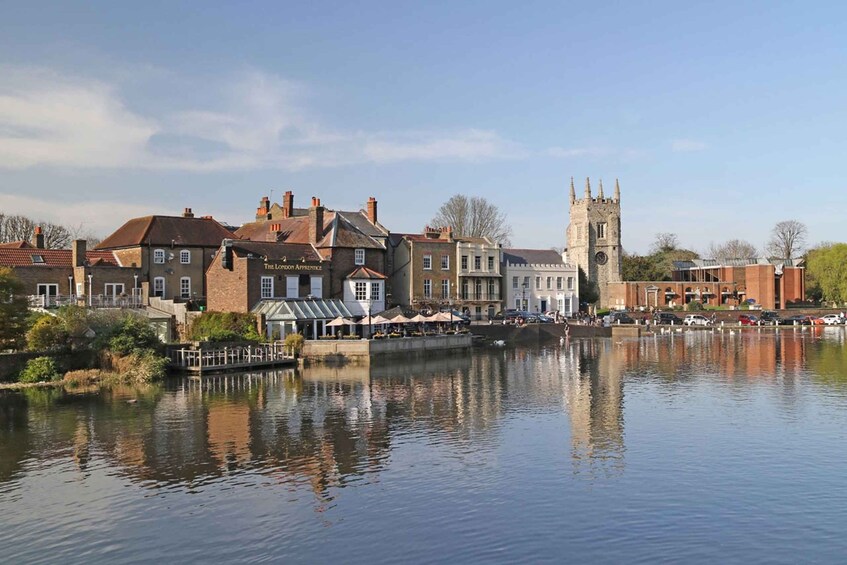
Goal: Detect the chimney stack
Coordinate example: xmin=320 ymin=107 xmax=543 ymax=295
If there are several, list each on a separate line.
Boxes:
xmin=182 ymin=208 xmax=194 ymax=218
xmin=309 ymin=197 xmax=324 ymax=244
xmin=32 ymin=226 xmax=45 ymax=249
xmin=256 ymin=196 xmax=271 ymax=220
xmin=366 ymin=196 xmax=378 ymax=224
xmin=282 ymin=191 xmax=294 ymax=218
xmin=72 ymin=240 xmax=87 ymax=267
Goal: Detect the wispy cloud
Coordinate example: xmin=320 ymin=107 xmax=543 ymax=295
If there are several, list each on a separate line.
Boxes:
xmin=545 ymin=146 xmax=644 ymax=161
xmin=0 ymin=67 xmax=522 ymax=171
xmin=671 ymin=139 xmax=707 ymax=152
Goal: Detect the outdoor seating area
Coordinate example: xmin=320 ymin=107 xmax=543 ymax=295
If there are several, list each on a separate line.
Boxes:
xmin=319 ymin=312 xmax=471 ymax=340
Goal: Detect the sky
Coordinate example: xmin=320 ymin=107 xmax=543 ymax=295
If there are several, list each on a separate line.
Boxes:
xmin=1 ymin=1 xmax=846 ymax=254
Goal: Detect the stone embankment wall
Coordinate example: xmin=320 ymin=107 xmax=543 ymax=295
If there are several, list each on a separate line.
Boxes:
xmin=471 ymin=323 xmax=611 ymax=344
xmin=302 ymin=334 xmax=472 ymax=364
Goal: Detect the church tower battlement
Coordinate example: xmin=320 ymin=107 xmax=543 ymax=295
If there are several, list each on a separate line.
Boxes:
xmin=566 ymin=177 xmax=622 ymax=308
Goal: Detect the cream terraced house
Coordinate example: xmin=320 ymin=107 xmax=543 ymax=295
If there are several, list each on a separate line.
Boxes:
xmin=501 ymin=249 xmax=578 ymax=317
xmin=455 ymin=236 xmax=502 ymax=320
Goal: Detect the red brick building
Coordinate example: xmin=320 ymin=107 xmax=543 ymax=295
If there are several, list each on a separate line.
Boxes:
xmin=389 ymin=226 xmax=457 ymax=313
xmin=0 ymin=229 xmax=141 ymax=307
xmin=206 ymin=240 xmax=327 ymax=313
xmin=607 ymin=258 xmax=805 ymax=311
xmin=235 ymin=192 xmax=389 ymax=315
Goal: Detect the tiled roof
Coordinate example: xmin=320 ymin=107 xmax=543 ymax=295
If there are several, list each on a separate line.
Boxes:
xmin=230 ymin=241 xmax=321 ymax=262
xmin=0 ymin=241 xmax=35 ymax=249
xmin=503 ymin=249 xmax=564 ymax=266
xmin=0 ymin=249 xmax=121 ymax=267
xmin=236 ymin=210 xmax=384 ymax=250
xmin=337 ymin=210 xmax=388 ymax=239
xmin=97 ymin=215 xmax=235 ymax=249
xmin=346 ymin=266 xmax=387 ymax=280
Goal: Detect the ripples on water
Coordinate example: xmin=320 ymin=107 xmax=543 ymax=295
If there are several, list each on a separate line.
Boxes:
xmin=3 ymin=329 xmax=847 ymax=563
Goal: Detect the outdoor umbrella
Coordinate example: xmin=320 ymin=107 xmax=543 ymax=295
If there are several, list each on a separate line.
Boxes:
xmin=410 ymin=314 xmax=429 ymax=323
xmin=326 ymin=316 xmax=356 ymax=327
xmin=390 ymin=314 xmax=413 ymax=324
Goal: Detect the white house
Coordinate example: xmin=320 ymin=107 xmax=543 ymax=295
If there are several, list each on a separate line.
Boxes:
xmin=501 ymin=249 xmax=578 ymax=316
xmin=343 ymin=266 xmax=387 ymax=316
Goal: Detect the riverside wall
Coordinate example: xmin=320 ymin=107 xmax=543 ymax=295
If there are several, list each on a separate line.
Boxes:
xmin=302 ymin=334 xmax=473 ymax=365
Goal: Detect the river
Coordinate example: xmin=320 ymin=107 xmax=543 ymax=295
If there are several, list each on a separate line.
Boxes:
xmin=3 ymin=328 xmax=847 ymax=563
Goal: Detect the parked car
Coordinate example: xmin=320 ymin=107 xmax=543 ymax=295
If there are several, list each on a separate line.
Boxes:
xmin=493 ymin=309 xmax=519 ymax=322
xmin=536 ymin=314 xmax=554 ymax=323
xmin=653 ymin=312 xmax=683 ymax=325
xmin=820 ymin=314 xmax=844 ymax=325
xmin=683 ymin=314 xmax=711 ymax=326
xmin=608 ymin=311 xmax=636 ymax=325
xmin=780 ymin=315 xmax=815 ymax=326
xmin=760 ymin=311 xmax=780 ymax=326
xmin=738 ymin=314 xmax=759 ymax=326
xmin=448 ymin=310 xmax=471 ymax=325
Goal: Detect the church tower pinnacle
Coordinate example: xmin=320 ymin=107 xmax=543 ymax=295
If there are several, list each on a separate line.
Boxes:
xmin=598 ymin=179 xmax=604 ymax=199
xmin=569 ymin=177 xmax=576 ymax=204
xmin=615 ymin=179 xmax=621 ymax=201
xmin=584 ymin=177 xmax=591 ymax=199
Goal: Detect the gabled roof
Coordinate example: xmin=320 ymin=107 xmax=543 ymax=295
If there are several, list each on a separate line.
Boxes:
xmin=0 ymin=241 xmax=35 ymax=249
xmin=503 ymin=249 xmax=565 ymax=266
xmin=97 ymin=215 xmax=235 ymax=249
xmin=236 ymin=210 xmax=384 ymax=250
xmin=229 ymin=241 xmax=321 ymax=262
xmin=0 ymin=249 xmax=121 ymax=268
xmin=337 ymin=210 xmax=388 ymax=239
xmin=346 ymin=266 xmax=387 ymax=280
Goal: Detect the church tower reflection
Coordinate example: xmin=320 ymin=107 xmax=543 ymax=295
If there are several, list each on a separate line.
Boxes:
xmin=563 ymin=340 xmax=625 ymax=476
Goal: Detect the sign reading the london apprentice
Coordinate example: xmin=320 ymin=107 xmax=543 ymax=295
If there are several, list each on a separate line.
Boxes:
xmin=263 ymin=260 xmax=323 ymax=272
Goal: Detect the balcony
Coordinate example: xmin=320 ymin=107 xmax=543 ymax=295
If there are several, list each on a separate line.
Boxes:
xmin=29 ymin=294 xmax=144 ymax=309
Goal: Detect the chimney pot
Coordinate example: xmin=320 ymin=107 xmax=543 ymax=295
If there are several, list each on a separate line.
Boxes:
xmin=183 ymin=208 xmax=194 ymax=218
xmin=366 ymin=196 xmax=378 ymax=224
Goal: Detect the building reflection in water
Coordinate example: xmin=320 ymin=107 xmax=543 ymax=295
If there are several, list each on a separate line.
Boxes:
xmin=3 ymin=329 xmax=847 ymax=496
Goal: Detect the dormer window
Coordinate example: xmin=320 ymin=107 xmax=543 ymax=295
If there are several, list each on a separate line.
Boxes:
xmin=180 ymin=250 xmax=191 ymax=264
xmin=153 ymin=249 xmax=165 ymax=264
xmin=355 ymin=248 xmax=365 ymax=266
xmin=31 ymin=254 xmax=44 ymax=264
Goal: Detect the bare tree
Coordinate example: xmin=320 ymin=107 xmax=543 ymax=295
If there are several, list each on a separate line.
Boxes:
xmin=766 ymin=220 xmax=807 ymax=260
xmin=0 ymin=214 xmax=73 ymax=248
xmin=430 ymin=195 xmax=513 ymax=245
xmin=650 ymin=233 xmax=679 ymax=254
xmin=707 ymin=239 xmax=758 ymax=261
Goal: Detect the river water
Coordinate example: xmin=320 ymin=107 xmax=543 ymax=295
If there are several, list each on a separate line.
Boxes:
xmin=3 ymin=329 xmax=847 ymax=563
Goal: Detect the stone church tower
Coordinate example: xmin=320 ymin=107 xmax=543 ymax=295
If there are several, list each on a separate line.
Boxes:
xmin=566 ymin=177 xmax=622 ymax=309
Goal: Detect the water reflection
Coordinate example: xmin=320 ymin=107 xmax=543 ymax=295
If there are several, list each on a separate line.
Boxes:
xmin=2 ymin=329 xmax=846 ymax=494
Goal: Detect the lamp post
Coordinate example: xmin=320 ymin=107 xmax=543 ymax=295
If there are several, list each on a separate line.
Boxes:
xmin=87 ymin=274 xmax=93 ymax=307
xmin=133 ymin=274 xmax=139 ymax=306
xmin=68 ymin=275 xmax=73 ymax=300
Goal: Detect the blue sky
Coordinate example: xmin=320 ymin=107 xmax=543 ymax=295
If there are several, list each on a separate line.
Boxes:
xmin=1 ymin=1 xmax=845 ymax=253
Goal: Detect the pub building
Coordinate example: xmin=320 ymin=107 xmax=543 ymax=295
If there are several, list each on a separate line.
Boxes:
xmin=206 ymin=239 xmax=351 ymax=339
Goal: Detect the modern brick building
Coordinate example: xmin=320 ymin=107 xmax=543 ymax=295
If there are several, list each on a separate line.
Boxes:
xmin=96 ymin=209 xmax=234 ymax=303
xmin=606 ymin=258 xmax=805 ymax=311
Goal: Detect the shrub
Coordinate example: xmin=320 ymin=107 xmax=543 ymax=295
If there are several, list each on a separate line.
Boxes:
xmin=106 ymin=316 xmax=161 ymax=355
xmin=110 ymin=349 xmax=169 ymax=384
xmin=686 ymin=301 xmax=705 ymax=312
xmin=26 ymin=315 xmax=70 ymax=351
xmin=19 ymin=357 xmax=61 ymax=383
xmin=284 ymin=333 xmax=305 ymax=354
xmin=63 ymin=369 xmax=106 ymax=388
xmin=189 ymin=312 xmax=261 ymax=342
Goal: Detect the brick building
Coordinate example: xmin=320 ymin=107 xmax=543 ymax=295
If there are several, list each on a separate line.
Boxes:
xmin=206 ymin=240 xmax=327 ymax=313
xmin=236 ymin=192 xmax=389 ymax=316
xmin=606 ymin=258 xmax=805 ymax=311
xmin=389 ymin=226 xmax=457 ymax=313
xmin=0 ymin=229 xmax=141 ymax=307
xmin=96 ymin=209 xmax=234 ymax=303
